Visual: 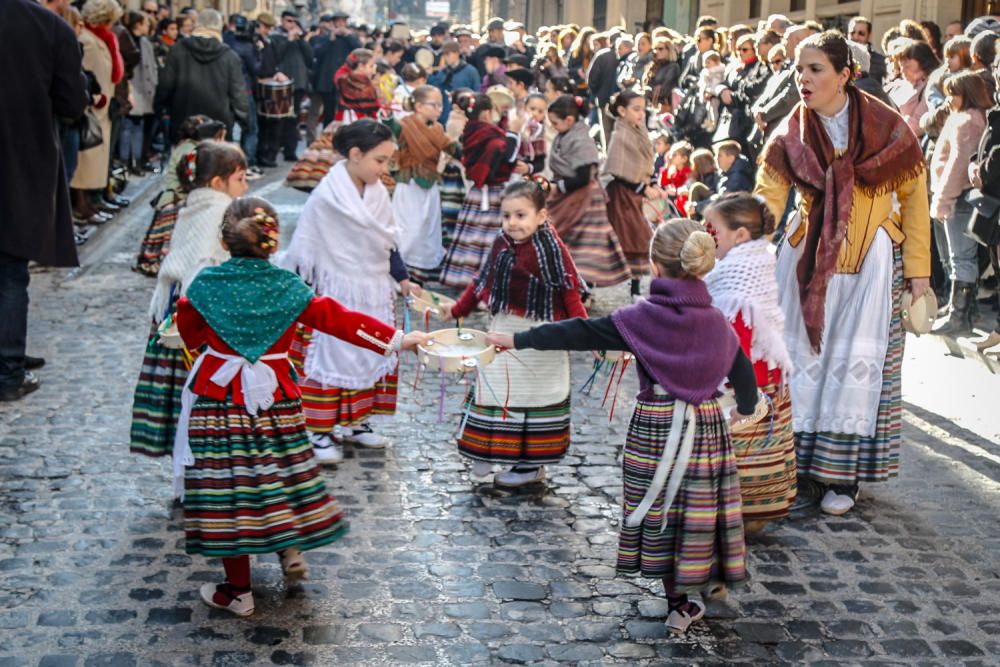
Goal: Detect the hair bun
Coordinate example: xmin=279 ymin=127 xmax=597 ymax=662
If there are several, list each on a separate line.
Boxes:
xmin=679 ymin=230 xmax=716 ymax=277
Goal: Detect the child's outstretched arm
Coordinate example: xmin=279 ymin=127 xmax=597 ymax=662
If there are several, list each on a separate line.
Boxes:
xmin=300 ymin=296 xmax=427 ymax=355
xmin=487 ymin=316 xmax=630 ymax=352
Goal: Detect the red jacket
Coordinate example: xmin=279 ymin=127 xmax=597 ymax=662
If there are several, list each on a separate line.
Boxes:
xmin=732 ymin=312 xmax=781 ymax=388
xmin=176 ymin=295 xmax=399 ymax=405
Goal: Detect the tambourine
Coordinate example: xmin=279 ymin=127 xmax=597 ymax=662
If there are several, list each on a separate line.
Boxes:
xmin=642 ymin=197 xmax=668 ymax=225
xmin=901 ymin=289 xmax=937 ymax=335
xmin=407 ymin=289 xmax=457 ymax=319
xmin=157 ymin=317 xmax=185 ymax=350
xmin=718 ymin=389 xmax=770 ymax=433
xmin=414 ymin=47 xmax=434 ymax=70
xmin=418 ymin=328 xmax=496 ymax=373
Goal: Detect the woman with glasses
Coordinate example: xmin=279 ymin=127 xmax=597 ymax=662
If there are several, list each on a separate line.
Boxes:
xmin=713 ymin=33 xmax=772 ymax=159
xmin=644 ymin=37 xmax=680 ymax=114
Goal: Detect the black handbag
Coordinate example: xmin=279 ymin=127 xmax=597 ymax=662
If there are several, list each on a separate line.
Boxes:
xmin=78 ymin=108 xmax=103 ymax=150
xmin=964 ymin=188 xmax=1000 ymax=247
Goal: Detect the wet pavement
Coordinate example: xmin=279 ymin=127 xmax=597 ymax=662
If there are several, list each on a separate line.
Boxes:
xmin=1 ymin=167 xmax=999 ymax=666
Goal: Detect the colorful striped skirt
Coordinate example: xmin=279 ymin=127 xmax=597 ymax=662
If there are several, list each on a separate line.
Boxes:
xmin=134 ymin=202 xmax=181 ymax=277
xmin=183 ymin=395 xmax=347 ymax=557
xmin=290 ymin=325 xmax=398 ymax=433
xmin=548 ymin=180 xmax=630 ymax=288
xmin=794 ymin=248 xmax=904 ymax=485
xmin=438 ymin=184 xmax=505 ymax=288
xmin=130 ymin=329 xmax=189 ymax=457
xmin=440 ymin=164 xmax=466 ymax=250
xmin=616 ymin=393 xmax=746 ymax=592
xmin=605 ymin=179 xmax=654 ymax=278
xmin=457 ymin=393 xmax=571 ymax=464
xmin=732 ymin=382 xmax=796 ymax=522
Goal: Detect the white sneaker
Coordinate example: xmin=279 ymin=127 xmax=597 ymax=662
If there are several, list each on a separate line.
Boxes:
xmin=494 ymin=466 xmax=545 ymax=487
xmin=666 ymin=599 xmax=705 ymax=634
xmin=820 ymin=488 xmax=856 ymax=516
xmin=199 ymin=582 xmax=254 ymax=617
xmin=310 ymin=433 xmax=344 ymax=465
xmin=345 ymin=424 xmax=389 ymax=448
xmin=470 ymin=461 xmax=493 ymax=477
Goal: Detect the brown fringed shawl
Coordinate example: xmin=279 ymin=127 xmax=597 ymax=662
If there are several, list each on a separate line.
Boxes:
xmin=760 ymin=86 xmax=925 ymax=351
xmin=398 ymin=115 xmax=453 ymax=183
xmin=603 ymin=117 xmax=655 ymax=185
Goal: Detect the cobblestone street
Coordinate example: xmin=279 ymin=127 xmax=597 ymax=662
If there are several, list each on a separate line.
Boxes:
xmin=2 ymin=170 xmax=1000 ymax=666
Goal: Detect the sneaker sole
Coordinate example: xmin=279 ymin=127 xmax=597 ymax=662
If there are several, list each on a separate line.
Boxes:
xmin=820 ymin=503 xmax=854 ymax=516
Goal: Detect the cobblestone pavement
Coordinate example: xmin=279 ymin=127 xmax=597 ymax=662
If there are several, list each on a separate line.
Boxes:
xmin=2 ymin=169 xmax=1000 ymax=666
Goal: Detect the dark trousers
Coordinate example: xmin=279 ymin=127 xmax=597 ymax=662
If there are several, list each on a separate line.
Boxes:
xmin=0 ymin=252 xmax=29 ymax=389
xmin=280 ymin=89 xmax=306 ymax=159
xmin=321 ymin=90 xmax=338 ymax=126
xmin=257 ymin=114 xmax=281 ymax=163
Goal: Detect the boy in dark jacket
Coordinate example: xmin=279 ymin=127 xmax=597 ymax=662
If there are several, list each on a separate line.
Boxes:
xmin=714 ymin=140 xmax=754 ymax=195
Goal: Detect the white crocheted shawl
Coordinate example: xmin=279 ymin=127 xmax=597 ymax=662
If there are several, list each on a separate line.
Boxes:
xmin=148 ymin=188 xmax=232 ymax=323
xmin=704 ymin=237 xmax=793 ymax=375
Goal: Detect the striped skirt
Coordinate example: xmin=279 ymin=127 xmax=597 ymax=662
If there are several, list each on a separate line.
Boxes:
xmin=134 ymin=203 xmax=181 ymax=277
xmin=548 ymin=180 xmax=630 ymax=288
xmin=457 ymin=393 xmax=571 ymax=464
xmin=605 ymin=179 xmax=654 ymax=278
xmin=130 ymin=330 xmax=189 ymax=457
xmin=183 ymin=395 xmax=347 ymax=557
xmin=617 ymin=394 xmax=746 ymax=592
xmin=290 ymin=325 xmax=398 ymax=433
xmin=440 ymin=164 xmax=466 ymax=250
xmin=732 ymin=382 xmax=796 ymax=522
xmin=794 ymin=247 xmax=904 ymax=485
xmin=438 ymin=184 xmax=505 ymax=288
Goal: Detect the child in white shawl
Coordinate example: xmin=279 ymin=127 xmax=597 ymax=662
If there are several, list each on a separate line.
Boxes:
xmin=281 ymin=120 xmax=419 ymax=464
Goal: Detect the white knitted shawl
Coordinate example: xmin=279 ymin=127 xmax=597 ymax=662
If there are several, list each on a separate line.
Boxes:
xmin=148 ymin=188 xmax=232 ymax=323
xmin=704 ymin=237 xmax=793 ymax=375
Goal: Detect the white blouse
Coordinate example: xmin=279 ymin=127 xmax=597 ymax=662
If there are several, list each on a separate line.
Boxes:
xmin=818 ymin=96 xmax=850 ymax=154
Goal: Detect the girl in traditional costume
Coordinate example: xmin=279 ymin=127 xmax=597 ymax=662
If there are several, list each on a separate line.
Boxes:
xmin=282 ymin=120 xmax=419 ymax=464
xmin=384 ymin=85 xmax=461 ymax=283
xmin=756 ymin=32 xmax=930 ymax=516
xmin=545 ymin=94 xmax=629 ymax=289
xmin=704 ymin=193 xmax=796 ymax=532
xmin=130 ymin=140 xmax=247 ymax=461
xmin=176 ymin=197 xmax=425 ymax=617
xmin=439 ymin=93 xmax=526 ymax=287
xmin=334 ymin=49 xmax=381 ymax=123
xmin=603 ymin=90 xmax=665 ymax=299
xmin=488 ymin=219 xmax=758 ymax=635
xmin=449 ymin=180 xmax=587 ymax=487
xmin=133 ymin=115 xmax=218 ymax=276
xmin=439 ymin=88 xmax=476 ymax=250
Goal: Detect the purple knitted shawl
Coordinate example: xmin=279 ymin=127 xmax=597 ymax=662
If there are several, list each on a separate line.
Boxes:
xmin=611 ymin=277 xmax=740 ymax=404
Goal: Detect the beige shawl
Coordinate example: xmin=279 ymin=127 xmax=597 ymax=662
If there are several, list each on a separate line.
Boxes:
xmin=603 ymin=117 xmax=654 ymax=185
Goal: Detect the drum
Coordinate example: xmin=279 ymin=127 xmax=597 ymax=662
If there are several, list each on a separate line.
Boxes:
xmin=643 ymin=197 xmax=668 ymax=225
xmin=418 ymin=328 xmax=496 ymax=373
xmin=257 ymin=78 xmax=294 ymax=118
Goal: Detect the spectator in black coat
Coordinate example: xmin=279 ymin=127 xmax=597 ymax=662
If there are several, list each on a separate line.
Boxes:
xmin=155 ymin=9 xmax=248 ymax=143
xmin=470 ymin=18 xmax=508 ymax=76
xmin=223 ymin=14 xmax=259 ymax=168
xmin=969 ymin=60 xmax=1000 ymax=351
xmin=271 ymin=10 xmax=313 ymax=160
xmin=0 ymin=0 xmax=88 ymax=400
xmin=310 ymin=11 xmax=360 ymax=126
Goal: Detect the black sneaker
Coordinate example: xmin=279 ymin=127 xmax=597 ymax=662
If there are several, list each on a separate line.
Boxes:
xmin=24 ymin=356 xmax=45 ymax=370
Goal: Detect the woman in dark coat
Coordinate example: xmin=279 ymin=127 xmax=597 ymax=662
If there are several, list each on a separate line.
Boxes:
xmin=969 ymin=59 xmax=1000 ymax=352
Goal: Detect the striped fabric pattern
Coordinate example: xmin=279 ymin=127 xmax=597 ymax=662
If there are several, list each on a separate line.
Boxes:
xmin=547 ymin=181 xmax=630 ymax=288
xmin=183 ymin=396 xmax=347 ymax=557
xmin=616 ymin=395 xmax=746 ymax=593
xmin=289 ymin=326 xmax=398 ymax=433
xmin=732 ymin=383 xmax=796 ymax=522
xmin=439 ymin=165 xmax=465 ymax=250
xmin=130 ymin=332 xmax=188 ymax=457
xmin=794 ymin=248 xmax=904 ymax=484
xmin=134 ymin=204 xmax=181 ymax=277
xmin=438 ymin=184 xmax=506 ymax=288
xmin=457 ymin=393 xmax=571 ymax=464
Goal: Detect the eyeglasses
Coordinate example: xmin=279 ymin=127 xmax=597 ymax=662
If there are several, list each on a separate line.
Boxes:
xmin=739 ymin=47 xmax=754 ymax=53
xmin=770 ymin=58 xmax=785 ymax=66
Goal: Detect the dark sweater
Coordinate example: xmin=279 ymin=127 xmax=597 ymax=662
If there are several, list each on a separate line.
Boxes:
xmin=514 ymin=316 xmax=758 ymax=414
